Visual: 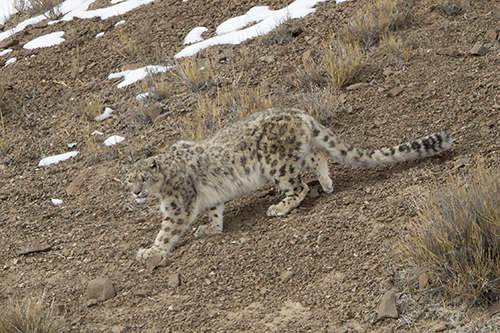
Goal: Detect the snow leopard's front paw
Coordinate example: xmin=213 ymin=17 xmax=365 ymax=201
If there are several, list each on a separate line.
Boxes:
xmin=267 ymin=203 xmax=288 ymax=217
xmin=136 ymin=248 xmax=160 ymax=260
xmin=195 ymin=224 xmax=222 ymax=237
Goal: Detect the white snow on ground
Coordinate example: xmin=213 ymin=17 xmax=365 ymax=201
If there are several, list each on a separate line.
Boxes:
xmin=5 ymin=58 xmax=16 ymax=66
xmin=51 ymin=199 xmax=64 ymax=205
xmin=0 ymin=49 xmax=12 ymax=57
xmin=24 ymin=31 xmax=65 ymax=49
xmin=94 ymin=107 xmax=114 ymax=121
xmin=96 ymin=32 xmax=105 ymax=38
xmin=115 ymin=20 xmax=125 ymax=26
xmin=104 ymin=135 xmax=125 ymax=146
xmin=38 ymin=151 xmax=79 ymax=167
xmin=108 ymin=65 xmax=172 ymax=88
xmin=184 ymin=27 xmax=208 ymax=45
xmin=91 ymin=130 xmax=104 ymax=136
xmin=175 ymin=0 xmax=327 ymax=58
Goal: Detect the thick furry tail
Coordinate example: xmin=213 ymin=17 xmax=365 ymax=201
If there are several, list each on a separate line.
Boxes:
xmin=314 ymin=128 xmax=453 ymax=169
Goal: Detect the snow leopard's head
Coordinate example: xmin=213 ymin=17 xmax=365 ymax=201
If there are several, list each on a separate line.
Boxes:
xmin=124 ymin=157 xmax=162 ymax=203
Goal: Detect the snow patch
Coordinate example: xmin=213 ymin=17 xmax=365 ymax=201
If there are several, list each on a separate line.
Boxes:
xmin=4 ymin=58 xmax=16 ymax=66
xmin=38 ymin=151 xmax=79 ymax=167
xmin=104 ymin=135 xmax=125 ymax=146
xmin=0 ymin=49 xmax=12 ymax=57
xmin=94 ymin=107 xmax=114 ymax=121
xmin=51 ymin=199 xmax=63 ymax=205
xmin=183 ymin=27 xmax=208 ymax=45
xmin=95 ymin=32 xmax=105 ymax=38
xmin=108 ymin=65 xmax=172 ymax=88
xmin=24 ymin=31 xmax=65 ymax=49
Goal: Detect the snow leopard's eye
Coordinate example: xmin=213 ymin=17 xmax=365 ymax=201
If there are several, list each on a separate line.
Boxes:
xmin=142 ymin=175 xmax=150 ymax=182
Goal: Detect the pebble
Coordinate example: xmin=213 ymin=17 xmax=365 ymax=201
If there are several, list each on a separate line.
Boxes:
xmin=168 ymin=273 xmax=180 ymax=287
xmin=112 ymin=325 xmax=128 ymax=333
xmin=489 ymin=300 xmax=500 ymax=317
xmin=470 ymin=43 xmax=488 ymax=56
xmin=388 ymin=86 xmax=403 ymax=98
xmin=418 ymin=273 xmax=429 ymax=290
xmin=146 ymin=254 xmax=163 ymax=273
xmin=49 ymin=304 xmax=65 ymax=317
xmin=430 ymin=322 xmax=449 ymax=332
xmin=280 ymin=270 xmax=293 ymax=283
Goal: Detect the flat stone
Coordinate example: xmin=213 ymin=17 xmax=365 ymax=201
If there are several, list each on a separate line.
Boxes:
xmin=346 ymin=82 xmax=363 ymax=91
xmin=382 ymin=67 xmax=394 ymax=76
xmin=302 ymin=49 xmax=312 ymax=62
xmin=280 ymin=270 xmax=293 ymax=283
xmin=470 ymin=43 xmax=488 ymax=56
xmin=87 ymin=277 xmax=115 ymax=301
xmin=0 ymin=38 xmax=19 ymax=49
xmin=49 ymin=304 xmax=65 ymax=317
xmin=134 ymin=290 xmax=150 ymax=298
xmin=67 ymin=171 xmax=88 ymax=195
xmin=436 ymin=49 xmax=461 ymax=57
xmin=418 ymin=273 xmax=429 ymax=290
xmin=486 ymin=28 xmax=498 ymax=41
xmin=377 ymin=290 xmax=398 ymax=320
xmin=145 ymin=106 xmax=162 ymax=122
xmin=388 ymin=86 xmax=403 ymax=98
xmin=168 ymin=273 xmax=180 ymax=287
xmin=86 ymin=299 xmax=98 ymax=307
xmin=112 ymin=325 xmax=128 ymax=333
xmin=146 ymin=254 xmax=163 ymax=272
xmin=122 ymin=63 xmax=141 ymax=71
xmin=18 ymin=243 xmax=51 ymax=255
xmin=488 ymin=300 xmax=500 ymax=317
xmin=430 ymin=322 xmax=449 ymax=332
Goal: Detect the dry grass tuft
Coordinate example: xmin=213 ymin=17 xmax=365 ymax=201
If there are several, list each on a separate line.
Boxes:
xmin=0 ymin=296 xmax=64 ymax=333
xmin=400 ymin=161 xmax=500 ymax=305
xmin=296 ymin=59 xmax=327 ymax=90
xmin=11 ymin=0 xmax=62 ymax=19
xmin=424 ymin=0 xmax=468 ymax=16
xmin=379 ymin=33 xmax=411 ymax=66
xmin=263 ymin=14 xmax=299 ymax=46
xmin=343 ymin=0 xmax=413 ymax=50
xmin=322 ymin=38 xmax=362 ymax=88
xmin=172 ymin=56 xmax=219 ymax=93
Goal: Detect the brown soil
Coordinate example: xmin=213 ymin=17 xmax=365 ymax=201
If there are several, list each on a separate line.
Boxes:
xmin=1 ymin=0 xmax=500 ymax=332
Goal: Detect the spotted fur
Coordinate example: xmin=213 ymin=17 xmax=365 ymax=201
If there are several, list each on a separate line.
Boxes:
xmin=125 ymin=108 xmax=452 ymax=259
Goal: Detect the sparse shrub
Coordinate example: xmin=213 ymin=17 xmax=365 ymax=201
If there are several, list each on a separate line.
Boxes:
xmin=296 ymin=59 xmax=327 ymax=90
xmin=400 ymin=162 xmax=500 ymax=305
xmin=81 ymin=98 xmax=103 ymax=121
xmin=10 ymin=0 xmax=62 ymax=19
xmin=379 ymin=33 xmax=411 ymax=66
xmin=220 ymin=84 xmax=273 ymax=121
xmin=322 ymin=38 xmax=362 ymax=88
xmin=295 ymin=87 xmax=340 ymax=122
xmin=172 ymin=56 xmax=219 ymax=93
xmin=263 ymin=14 xmax=298 ymax=46
xmin=0 ymin=296 xmax=64 ymax=333
xmin=424 ymin=0 xmax=468 ymax=16
xmin=343 ymin=0 xmax=413 ymax=50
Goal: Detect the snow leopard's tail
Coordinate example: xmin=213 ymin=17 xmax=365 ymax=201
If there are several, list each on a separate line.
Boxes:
xmin=311 ymin=122 xmax=453 ymax=169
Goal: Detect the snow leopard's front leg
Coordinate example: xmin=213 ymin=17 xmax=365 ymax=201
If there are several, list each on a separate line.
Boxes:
xmin=136 ymin=206 xmax=197 ymax=260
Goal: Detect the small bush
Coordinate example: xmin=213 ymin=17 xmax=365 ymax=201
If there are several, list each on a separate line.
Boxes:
xmin=322 ymin=38 xmax=361 ymax=88
xmin=343 ymin=0 xmax=413 ymax=49
xmin=379 ymin=34 xmax=411 ymax=66
xmin=296 ymin=59 xmax=327 ymax=90
xmin=424 ymin=0 xmax=468 ymax=16
xmin=0 ymin=296 xmax=64 ymax=333
xmin=263 ymin=14 xmax=298 ymax=46
xmin=400 ymin=162 xmax=500 ymax=305
xmin=172 ymin=56 xmax=219 ymax=93
xmin=11 ymin=0 xmax=62 ymax=19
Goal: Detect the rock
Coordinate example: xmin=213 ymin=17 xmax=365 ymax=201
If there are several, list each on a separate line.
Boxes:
xmin=122 ymin=63 xmax=141 ymax=71
xmin=159 ymin=257 xmax=172 ymax=267
xmin=309 ymin=187 xmax=319 ymax=199
xmin=388 ymin=86 xmax=403 ymax=98
xmin=112 ymin=325 xmax=128 ymax=333
xmin=67 ymin=171 xmax=88 ymax=195
xmin=489 ymin=300 xmax=500 ymax=317
xmin=470 ymin=43 xmax=488 ymax=56
xmin=145 ymin=106 xmax=162 ymax=122
xmin=377 ymin=290 xmax=398 ymax=320
xmin=260 ymin=55 xmax=274 ymax=63
xmin=49 ymin=304 xmax=65 ymax=317
xmin=280 ymin=270 xmax=293 ymax=283
xmin=18 ymin=243 xmax=51 ymax=255
xmin=436 ymin=49 xmax=460 ymax=57
xmin=486 ymin=28 xmax=498 ymax=41
xmin=134 ymin=290 xmax=150 ymax=298
xmin=346 ymin=82 xmax=363 ymax=90
xmin=146 ymin=254 xmax=163 ymax=272
xmin=86 ymin=299 xmax=98 ymax=307
xmin=0 ymin=38 xmax=19 ymax=49
xmin=32 ymin=21 xmax=48 ymax=29
xmin=382 ymin=67 xmax=394 ymax=76
xmin=430 ymin=322 xmax=449 ymax=332
xmin=168 ymin=273 xmax=180 ymax=287
xmin=87 ymin=277 xmax=115 ymax=301
xmin=302 ymin=49 xmax=312 ymax=62
xmin=418 ymin=273 xmax=429 ymax=290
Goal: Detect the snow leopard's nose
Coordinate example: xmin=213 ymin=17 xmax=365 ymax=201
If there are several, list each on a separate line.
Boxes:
xmin=133 ymin=190 xmax=141 ymax=196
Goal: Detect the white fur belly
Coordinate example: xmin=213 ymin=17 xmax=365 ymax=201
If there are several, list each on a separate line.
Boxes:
xmin=197 ymin=169 xmax=268 ymax=211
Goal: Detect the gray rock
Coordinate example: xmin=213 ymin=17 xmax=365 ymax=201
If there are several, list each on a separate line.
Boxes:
xmin=87 ymin=277 xmax=115 ymax=301
xmin=377 ymin=290 xmax=398 ymax=320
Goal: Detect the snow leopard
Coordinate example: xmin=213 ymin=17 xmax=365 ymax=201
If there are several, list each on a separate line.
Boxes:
xmin=125 ymin=108 xmax=452 ymax=260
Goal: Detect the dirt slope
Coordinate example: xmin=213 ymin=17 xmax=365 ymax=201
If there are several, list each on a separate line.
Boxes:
xmin=1 ymin=0 xmax=500 ymax=332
